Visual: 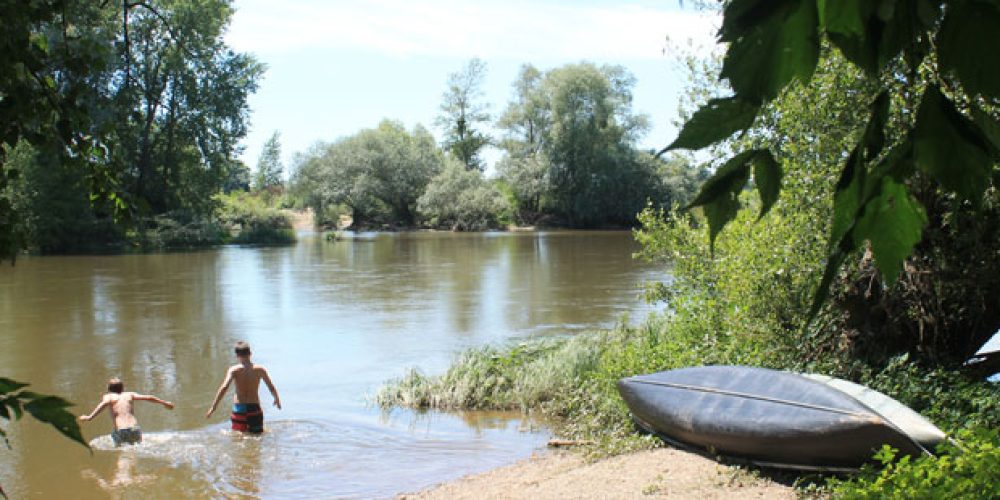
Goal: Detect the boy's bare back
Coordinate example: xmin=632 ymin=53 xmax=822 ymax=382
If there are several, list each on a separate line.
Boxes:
xmin=205 ymin=341 xmax=281 ymax=421
xmin=104 ymin=392 xmax=140 ymax=429
xmin=229 ymin=363 xmax=269 ymax=405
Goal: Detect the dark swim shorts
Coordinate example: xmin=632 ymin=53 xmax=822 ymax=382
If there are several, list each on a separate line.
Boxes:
xmin=231 ymin=403 xmax=264 ymax=433
xmin=111 ymin=426 xmax=142 ymax=446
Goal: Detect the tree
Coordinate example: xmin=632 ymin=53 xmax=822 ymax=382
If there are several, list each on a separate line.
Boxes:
xmin=254 ymin=131 xmax=284 ymax=191
xmin=436 ymin=58 xmax=491 ymax=171
xmin=497 ymin=64 xmax=549 ymax=158
xmin=663 ymin=0 xmax=1000 ymax=318
xmin=111 ymin=0 xmax=263 ymax=215
xmin=539 ymin=63 xmax=651 ymax=226
xmin=291 ymin=120 xmax=443 ymax=227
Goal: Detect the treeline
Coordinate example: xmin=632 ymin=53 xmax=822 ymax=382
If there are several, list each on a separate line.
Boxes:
xmin=1 ymin=1 xmax=292 ymax=255
xmin=290 ymin=60 xmax=706 ymax=230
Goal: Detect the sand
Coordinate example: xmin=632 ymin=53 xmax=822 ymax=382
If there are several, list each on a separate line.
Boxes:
xmin=398 ymin=447 xmax=797 ymax=499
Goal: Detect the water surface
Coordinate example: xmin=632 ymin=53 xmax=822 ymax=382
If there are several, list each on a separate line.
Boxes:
xmin=0 ymin=231 xmax=664 ymax=498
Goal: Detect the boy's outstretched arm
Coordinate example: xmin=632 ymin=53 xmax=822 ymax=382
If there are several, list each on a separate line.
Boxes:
xmin=79 ymin=397 xmax=109 ymax=422
xmin=134 ymin=394 xmax=175 ymax=410
xmin=205 ymin=369 xmax=234 ymax=418
xmin=261 ymin=368 xmax=281 ymax=409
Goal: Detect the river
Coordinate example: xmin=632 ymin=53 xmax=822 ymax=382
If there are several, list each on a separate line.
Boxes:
xmin=0 ymin=230 xmax=665 ymax=498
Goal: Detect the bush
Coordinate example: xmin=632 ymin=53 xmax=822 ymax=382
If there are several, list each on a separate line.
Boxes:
xmin=827 ymin=428 xmax=1000 ymax=499
xmin=214 ymin=192 xmax=295 ymax=244
xmin=417 ymin=158 xmax=512 ymax=230
xmin=142 ymin=213 xmax=225 ymax=249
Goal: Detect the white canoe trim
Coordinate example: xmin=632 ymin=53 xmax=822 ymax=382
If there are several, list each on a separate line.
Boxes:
xmin=801 ymin=373 xmax=946 ymax=451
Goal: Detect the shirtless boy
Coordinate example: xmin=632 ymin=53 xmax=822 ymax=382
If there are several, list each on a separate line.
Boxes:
xmin=79 ymin=378 xmax=174 ymax=446
xmin=205 ymin=341 xmax=281 ymax=433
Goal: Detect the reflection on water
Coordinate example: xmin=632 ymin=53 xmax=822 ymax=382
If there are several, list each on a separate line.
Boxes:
xmin=0 ymin=231 xmax=665 ymax=498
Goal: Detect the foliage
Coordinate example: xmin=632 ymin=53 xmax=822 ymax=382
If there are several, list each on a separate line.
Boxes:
xmin=110 ymin=0 xmax=264 ymax=217
xmin=0 ymin=377 xmax=87 ymax=449
xmin=4 ymin=142 xmax=122 ymax=254
xmin=417 ymin=158 xmax=511 ymax=230
xmin=1 ymin=0 xmax=262 ymax=257
xmin=666 ymin=0 xmax=1000 ymax=315
xmin=494 ymin=62 xmax=692 ymax=227
xmin=494 ymin=152 xmax=550 ymax=224
xmin=254 ymin=131 xmax=284 ymax=191
xmin=826 ymin=428 xmax=1000 ymax=499
xmin=496 ymin=64 xmax=548 ymax=158
xmin=141 ymin=212 xmax=225 ymax=249
xmin=214 ymin=191 xmax=295 ymax=244
xmin=436 ymin=58 xmax=491 ymax=171
xmin=290 ymin=120 xmax=443 ymax=227
xmin=0 ymin=0 xmax=117 ymax=260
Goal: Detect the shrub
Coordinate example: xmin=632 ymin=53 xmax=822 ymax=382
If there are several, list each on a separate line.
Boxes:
xmin=214 ymin=192 xmax=295 ymax=244
xmin=827 ymin=428 xmax=1000 ymax=499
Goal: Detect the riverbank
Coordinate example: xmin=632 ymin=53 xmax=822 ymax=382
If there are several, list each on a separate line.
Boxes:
xmin=398 ymin=448 xmax=795 ymax=499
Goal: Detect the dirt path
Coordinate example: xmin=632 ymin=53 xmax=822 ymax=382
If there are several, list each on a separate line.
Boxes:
xmin=397 ymin=448 xmax=796 ymax=499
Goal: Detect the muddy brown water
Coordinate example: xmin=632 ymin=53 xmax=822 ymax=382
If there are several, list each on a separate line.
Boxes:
xmin=0 ymin=230 xmax=666 ymax=498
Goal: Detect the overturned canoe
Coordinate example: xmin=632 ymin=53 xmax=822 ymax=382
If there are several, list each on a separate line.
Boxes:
xmin=617 ymin=366 xmax=945 ymax=470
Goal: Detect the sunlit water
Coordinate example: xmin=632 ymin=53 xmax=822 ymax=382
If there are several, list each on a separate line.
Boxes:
xmin=0 ymin=231 xmax=666 ymax=498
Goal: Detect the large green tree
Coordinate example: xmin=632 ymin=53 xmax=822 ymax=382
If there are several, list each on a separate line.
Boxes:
xmin=111 ymin=0 xmax=263 ymax=216
xmin=436 ymin=58 xmax=491 ymax=171
xmin=291 ymin=120 xmax=443 ymax=227
xmin=537 ymin=63 xmax=652 ymax=226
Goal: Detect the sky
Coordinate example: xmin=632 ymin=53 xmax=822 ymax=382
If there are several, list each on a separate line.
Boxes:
xmin=223 ymin=0 xmax=721 ymax=175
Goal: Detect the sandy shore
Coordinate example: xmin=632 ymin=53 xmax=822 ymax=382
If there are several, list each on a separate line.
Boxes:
xmin=398 ymin=447 xmax=796 ymax=499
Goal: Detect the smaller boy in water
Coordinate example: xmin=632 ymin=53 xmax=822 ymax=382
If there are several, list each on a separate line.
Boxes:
xmin=205 ymin=341 xmax=281 ymax=433
xmin=79 ymin=378 xmax=174 ymax=446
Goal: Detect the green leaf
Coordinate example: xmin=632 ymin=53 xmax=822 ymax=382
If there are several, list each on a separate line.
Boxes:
xmin=913 ymin=86 xmax=993 ymax=200
xmin=853 ymin=177 xmax=927 ymax=283
xmin=824 ymin=0 xmax=879 ymax=74
xmin=0 ymin=378 xmax=29 ymax=395
xmin=687 ymin=150 xmax=756 ymax=250
xmin=752 ymin=150 xmax=781 ymax=219
xmin=720 ymin=0 xmax=820 ymax=103
xmin=830 ymin=147 xmax=865 ymax=250
xmin=23 ymin=395 xmax=89 ymax=449
xmin=971 ymin=106 xmax=1000 ymax=157
xmin=666 ymin=97 xmax=759 ymax=151
xmin=810 ymin=248 xmax=848 ymax=318
xmin=688 ymin=150 xmax=756 ymax=208
xmin=938 ymin=1 xmax=1000 ymax=99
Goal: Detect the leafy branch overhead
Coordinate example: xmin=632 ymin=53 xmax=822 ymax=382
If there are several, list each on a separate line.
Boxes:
xmin=0 ymin=377 xmax=88 ymax=451
xmin=665 ymin=0 xmax=1000 ymax=313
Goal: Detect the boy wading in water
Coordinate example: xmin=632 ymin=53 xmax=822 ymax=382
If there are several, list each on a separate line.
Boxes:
xmin=79 ymin=378 xmax=174 ymax=446
xmin=206 ymin=341 xmax=281 ymax=433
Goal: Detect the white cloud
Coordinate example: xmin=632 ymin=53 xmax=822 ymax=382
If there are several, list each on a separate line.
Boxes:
xmin=226 ymin=0 xmax=720 ymax=60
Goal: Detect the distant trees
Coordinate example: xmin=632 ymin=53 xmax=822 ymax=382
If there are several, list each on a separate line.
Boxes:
xmin=291 ymin=61 xmax=705 ymax=230
xmin=291 ymin=120 xmax=443 ymax=227
xmin=436 ymin=58 xmax=492 ymax=171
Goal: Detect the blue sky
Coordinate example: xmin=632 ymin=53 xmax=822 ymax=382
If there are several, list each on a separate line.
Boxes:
xmin=224 ymin=0 xmax=720 ymax=175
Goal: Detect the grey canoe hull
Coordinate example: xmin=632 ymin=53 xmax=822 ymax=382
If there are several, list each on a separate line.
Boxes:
xmin=617 ymin=366 xmax=939 ymax=470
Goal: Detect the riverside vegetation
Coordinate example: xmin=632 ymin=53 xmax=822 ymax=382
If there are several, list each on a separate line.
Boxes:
xmin=378 ymin=1 xmax=1000 ymax=496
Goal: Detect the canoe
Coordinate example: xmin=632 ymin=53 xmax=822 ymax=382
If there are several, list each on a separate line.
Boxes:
xmin=617 ymin=366 xmax=945 ymax=470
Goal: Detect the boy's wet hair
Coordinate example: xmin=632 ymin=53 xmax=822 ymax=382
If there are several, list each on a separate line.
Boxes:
xmin=107 ymin=378 xmax=124 ymax=394
xmin=234 ymin=341 xmax=251 ymax=357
